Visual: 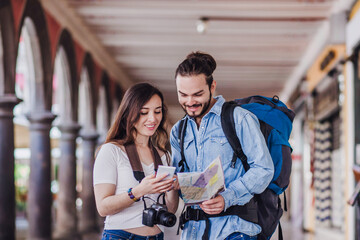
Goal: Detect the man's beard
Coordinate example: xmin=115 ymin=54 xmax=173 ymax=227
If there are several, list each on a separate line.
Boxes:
xmin=182 ymin=93 xmax=212 ymax=119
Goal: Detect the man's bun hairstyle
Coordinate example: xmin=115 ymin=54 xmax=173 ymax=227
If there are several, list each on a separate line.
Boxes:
xmin=175 ymin=51 xmax=216 ymax=87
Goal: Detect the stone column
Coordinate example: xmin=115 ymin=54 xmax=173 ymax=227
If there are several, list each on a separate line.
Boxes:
xmin=27 ymin=112 xmax=56 ymax=240
xmin=79 ymin=130 xmax=99 ymax=234
xmin=54 ymin=123 xmax=81 ymax=240
xmin=0 ymin=95 xmax=21 ymax=240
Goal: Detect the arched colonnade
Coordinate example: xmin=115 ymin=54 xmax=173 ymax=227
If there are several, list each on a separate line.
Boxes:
xmin=0 ymin=1 xmax=123 ymax=239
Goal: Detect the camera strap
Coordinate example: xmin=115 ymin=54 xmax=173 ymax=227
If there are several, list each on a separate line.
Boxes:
xmin=125 ymin=143 xmax=169 ymax=222
xmin=125 ymin=142 xmax=163 ymax=182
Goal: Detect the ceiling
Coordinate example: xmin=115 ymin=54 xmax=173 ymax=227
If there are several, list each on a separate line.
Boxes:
xmin=42 ymin=0 xmax=352 ymax=123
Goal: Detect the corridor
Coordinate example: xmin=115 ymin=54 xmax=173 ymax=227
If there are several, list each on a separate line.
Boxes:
xmin=15 ymin=217 xmax=344 ymax=240
xmin=1 ymin=0 xmax=360 ymax=240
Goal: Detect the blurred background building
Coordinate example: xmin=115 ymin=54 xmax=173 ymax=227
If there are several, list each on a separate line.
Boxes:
xmin=1 ymin=0 xmax=360 ymax=239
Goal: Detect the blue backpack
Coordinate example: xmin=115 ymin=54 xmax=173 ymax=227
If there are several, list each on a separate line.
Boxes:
xmin=178 ymin=95 xmax=295 ymax=240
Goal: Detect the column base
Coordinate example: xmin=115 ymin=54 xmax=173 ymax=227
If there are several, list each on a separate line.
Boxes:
xmin=53 ymin=230 xmax=82 ymax=240
xmin=81 ymin=231 xmax=102 ymax=240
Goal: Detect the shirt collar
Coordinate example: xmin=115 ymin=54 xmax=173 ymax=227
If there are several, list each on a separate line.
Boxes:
xmin=209 ymin=95 xmax=225 ymax=116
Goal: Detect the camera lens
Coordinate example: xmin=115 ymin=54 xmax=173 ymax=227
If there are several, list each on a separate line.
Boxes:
xmin=157 ymin=211 xmax=177 ymax=227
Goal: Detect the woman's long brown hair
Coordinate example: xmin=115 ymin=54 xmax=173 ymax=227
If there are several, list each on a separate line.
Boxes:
xmin=105 ymin=82 xmax=169 ymax=153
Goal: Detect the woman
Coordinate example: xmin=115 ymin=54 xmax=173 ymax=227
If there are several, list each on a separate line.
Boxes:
xmin=94 ymin=83 xmax=179 ymax=240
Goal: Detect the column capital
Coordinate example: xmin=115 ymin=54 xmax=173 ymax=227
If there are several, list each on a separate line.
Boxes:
xmin=0 ymin=94 xmax=22 ymax=117
xmin=57 ymin=122 xmax=82 ymax=140
xmin=80 ymin=129 xmax=99 ymax=141
xmin=26 ymin=111 xmax=56 ymax=131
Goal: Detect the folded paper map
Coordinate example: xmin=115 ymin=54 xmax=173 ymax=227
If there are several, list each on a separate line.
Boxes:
xmin=177 ymin=156 xmax=225 ymax=205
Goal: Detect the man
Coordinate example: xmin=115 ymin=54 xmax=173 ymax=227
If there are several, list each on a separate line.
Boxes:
xmin=170 ymin=51 xmax=274 ymax=240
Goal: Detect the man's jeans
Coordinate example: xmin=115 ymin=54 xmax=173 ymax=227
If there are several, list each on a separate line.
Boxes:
xmin=225 ymin=232 xmax=257 ymax=240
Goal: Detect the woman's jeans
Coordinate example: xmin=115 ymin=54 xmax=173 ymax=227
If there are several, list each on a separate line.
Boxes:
xmin=102 ymin=229 xmax=164 ymax=240
xmin=225 ymin=232 xmax=257 ymax=240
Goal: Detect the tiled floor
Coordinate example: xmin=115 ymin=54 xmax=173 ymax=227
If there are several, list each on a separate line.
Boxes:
xmin=16 ymin=217 xmax=346 ymax=240
xmin=274 ymin=220 xmax=345 ymax=240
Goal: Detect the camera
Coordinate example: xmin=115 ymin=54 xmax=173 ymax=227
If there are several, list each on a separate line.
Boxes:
xmin=142 ymin=203 xmax=177 ymax=227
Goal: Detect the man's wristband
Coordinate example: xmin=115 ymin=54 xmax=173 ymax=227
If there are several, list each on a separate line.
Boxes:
xmin=127 ymin=188 xmax=140 ymax=202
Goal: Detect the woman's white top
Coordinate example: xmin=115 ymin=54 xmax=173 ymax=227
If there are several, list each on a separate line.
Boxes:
xmin=93 ymin=143 xmax=169 ymax=230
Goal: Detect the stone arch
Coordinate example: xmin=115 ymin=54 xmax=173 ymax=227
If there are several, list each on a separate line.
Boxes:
xmin=78 ymin=53 xmax=99 ymax=234
xmin=17 ymin=0 xmax=52 ymax=112
xmin=96 ymin=72 xmax=111 ymax=142
xmin=53 ymin=29 xmax=77 ymax=124
xmin=110 ymin=84 xmax=123 ymax=124
xmin=0 ymin=3 xmax=19 ymax=239
xmin=101 ymin=72 xmax=112 ymax=116
xmin=0 ymin=0 xmax=16 ymax=95
xmin=14 ymin=2 xmax=55 ymax=239
xmin=52 ymin=29 xmax=81 ymax=239
xmin=78 ymin=53 xmax=96 ymax=132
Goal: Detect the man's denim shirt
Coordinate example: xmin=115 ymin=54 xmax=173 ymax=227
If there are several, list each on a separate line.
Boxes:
xmin=170 ymin=95 xmax=274 ymax=240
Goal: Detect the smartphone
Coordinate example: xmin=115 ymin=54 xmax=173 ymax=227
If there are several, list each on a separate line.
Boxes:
xmin=156 ymin=165 xmax=176 ymax=180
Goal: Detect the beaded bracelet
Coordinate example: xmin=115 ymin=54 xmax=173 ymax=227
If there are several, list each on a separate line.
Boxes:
xmin=127 ymin=188 xmax=140 ymax=202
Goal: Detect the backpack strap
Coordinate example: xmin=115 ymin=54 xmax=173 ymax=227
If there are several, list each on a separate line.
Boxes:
xmin=278 ymin=221 xmax=283 ymax=240
xmin=125 ymin=143 xmax=163 ymax=182
xmin=178 ymin=118 xmax=189 ymax=172
xmin=221 ymin=101 xmax=249 ymax=171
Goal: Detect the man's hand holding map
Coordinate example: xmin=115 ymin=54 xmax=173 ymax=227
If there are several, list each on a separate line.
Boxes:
xmin=177 ymin=156 xmax=225 ymax=205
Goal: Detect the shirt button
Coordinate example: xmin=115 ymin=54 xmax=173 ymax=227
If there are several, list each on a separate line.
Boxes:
xmin=199 ymin=146 xmax=202 ymax=149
